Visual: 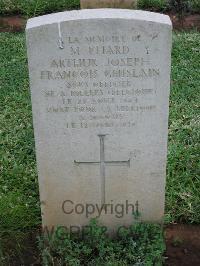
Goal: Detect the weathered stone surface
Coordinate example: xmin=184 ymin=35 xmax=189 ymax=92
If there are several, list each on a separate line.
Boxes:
xmin=26 ymin=9 xmax=172 ymax=233
xmin=81 ymin=0 xmax=137 ymax=9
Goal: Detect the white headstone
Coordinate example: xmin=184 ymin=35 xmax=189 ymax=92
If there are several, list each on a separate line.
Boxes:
xmin=26 ymin=9 xmax=172 ymax=233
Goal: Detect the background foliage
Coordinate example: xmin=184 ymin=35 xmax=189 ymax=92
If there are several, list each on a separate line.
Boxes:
xmin=0 ymin=0 xmax=80 ymax=17
xmin=0 ymin=0 xmax=199 ymax=17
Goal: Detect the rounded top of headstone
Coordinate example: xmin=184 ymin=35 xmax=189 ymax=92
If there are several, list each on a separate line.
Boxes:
xmin=26 ymin=9 xmax=172 ymax=30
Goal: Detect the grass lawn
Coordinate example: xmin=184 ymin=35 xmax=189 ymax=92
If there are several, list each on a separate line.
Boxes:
xmin=0 ymin=31 xmax=200 ymax=264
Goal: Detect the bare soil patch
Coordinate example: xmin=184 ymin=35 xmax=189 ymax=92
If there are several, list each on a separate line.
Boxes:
xmin=169 ymin=13 xmax=200 ymax=30
xmin=0 ymin=13 xmax=200 ymax=32
xmin=0 ymin=16 xmax=26 ymax=32
xmin=165 ymin=224 xmax=200 ymax=266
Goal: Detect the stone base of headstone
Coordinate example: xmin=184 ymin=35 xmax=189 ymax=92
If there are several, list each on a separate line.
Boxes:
xmin=81 ymin=0 xmax=137 ymax=9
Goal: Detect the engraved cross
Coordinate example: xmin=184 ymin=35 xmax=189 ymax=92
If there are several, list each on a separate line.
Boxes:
xmin=74 ymin=135 xmax=130 ymax=204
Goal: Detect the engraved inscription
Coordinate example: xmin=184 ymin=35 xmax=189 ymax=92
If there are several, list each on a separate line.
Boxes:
xmin=39 ymin=31 xmax=160 ymax=130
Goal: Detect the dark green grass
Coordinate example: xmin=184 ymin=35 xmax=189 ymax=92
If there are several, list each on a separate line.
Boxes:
xmin=138 ymin=0 xmax=200 ymax=13
xmin=39 ymin=220 xmax=165 ymax=265
xmin=0 ymin=0 xmax=80 ymax=17
xmin=0 ymin=0 xmax=199 ymax=17
xmin=0 ymin=33 xmax=40 ymax=228
xmin=0 ymin=31 xmax=199 ymax=263
xmin=0 ymin=33 xmax=40 ymax=262
xmin=166 ymin=31 xmax=200 ymax=223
